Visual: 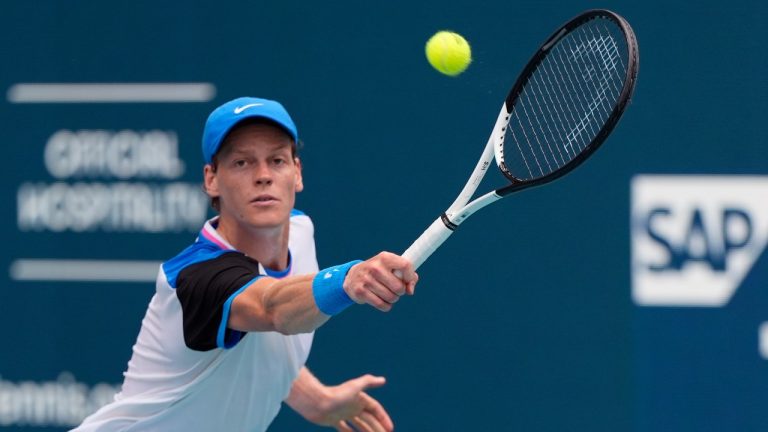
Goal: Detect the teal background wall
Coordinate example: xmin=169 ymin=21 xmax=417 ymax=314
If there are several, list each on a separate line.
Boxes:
xmin=1 ymin=1 xmax=766 ymax=431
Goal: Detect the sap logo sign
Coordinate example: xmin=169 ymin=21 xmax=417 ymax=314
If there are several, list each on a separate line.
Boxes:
xmin=631 ymin=175 xmax=768 ymax=306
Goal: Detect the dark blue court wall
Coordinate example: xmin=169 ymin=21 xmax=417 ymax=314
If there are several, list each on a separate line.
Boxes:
xmin=1 ymin=1 xmax=766 ymax=431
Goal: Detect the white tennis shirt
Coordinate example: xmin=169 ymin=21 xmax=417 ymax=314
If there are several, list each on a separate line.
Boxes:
xmin=75 ymin=211 xmax=317 ymax=431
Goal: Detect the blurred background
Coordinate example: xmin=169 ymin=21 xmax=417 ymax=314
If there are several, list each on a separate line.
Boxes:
xmin=1 ymin=1 xmax=766 ymax=431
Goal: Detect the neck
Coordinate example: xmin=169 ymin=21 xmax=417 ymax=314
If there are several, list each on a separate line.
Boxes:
xmin=215 ymin=215 xmax=290 ymax=271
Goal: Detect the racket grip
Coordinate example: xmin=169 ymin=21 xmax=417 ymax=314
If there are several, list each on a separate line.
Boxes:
xmin=397 ymin=217 xmax=454 ymax=273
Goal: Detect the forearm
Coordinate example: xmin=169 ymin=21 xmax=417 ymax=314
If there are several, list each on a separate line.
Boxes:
xmin=229 ymin=274 xmax=330 ymax=335
xmin=286 ymin=367 xmax=393 ymax=430
xmin=264 ymin=274 xmax=331 ymax=334
xmin=229 ymin=254 xmax=417 ymax=335
xmin=285 ymin=367 xmax=328 ymax=424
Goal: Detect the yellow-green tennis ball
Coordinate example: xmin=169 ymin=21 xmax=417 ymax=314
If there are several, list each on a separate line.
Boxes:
xmin=425 ymin=31 xmax=472 ymax=76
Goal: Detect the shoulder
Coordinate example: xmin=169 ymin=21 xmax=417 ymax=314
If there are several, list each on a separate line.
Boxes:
xmin=288 ymin=209 xmax=318 ymax=274
xmin=289 ymin=208 xmax=315 ymax=245
xmin=290 ymin=208 xmax=313 ymax=224
xmin=290 ymin=208 xmax=314 ymax=234
xmin=290 ymin=208 xmax=307 ymax=218
xmin=178 ymin=252 xmax=259 ymax=291
xmin=170 ymin=251 xmax=262 ymax=351
xmin=162 ymin=241 xmax=257 ymax=289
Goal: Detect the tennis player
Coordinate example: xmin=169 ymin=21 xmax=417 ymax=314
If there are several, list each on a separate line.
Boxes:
xmin=75 ymin=97 xmax=417 ymax=432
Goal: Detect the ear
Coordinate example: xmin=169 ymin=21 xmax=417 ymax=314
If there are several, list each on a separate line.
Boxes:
xmin=294 ymin=157 xmax=304 ymax=193
xmin=203 ymin=164 xmax=220 ymax=198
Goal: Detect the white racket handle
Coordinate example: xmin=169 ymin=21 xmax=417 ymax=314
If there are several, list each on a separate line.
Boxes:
xmin=396 ymin=217 xmax=454 ymax=274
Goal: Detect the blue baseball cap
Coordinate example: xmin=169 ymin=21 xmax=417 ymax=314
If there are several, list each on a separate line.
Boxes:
xmin=202 ymin=96 xmax=298 ymax=164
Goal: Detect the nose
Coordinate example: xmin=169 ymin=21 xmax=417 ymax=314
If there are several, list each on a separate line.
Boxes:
xmin=253 ymin=162 xmax=273 ymax=186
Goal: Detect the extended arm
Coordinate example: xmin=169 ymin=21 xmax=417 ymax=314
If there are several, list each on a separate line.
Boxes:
xmin=228 ymin=252 xmax=418 ymax=335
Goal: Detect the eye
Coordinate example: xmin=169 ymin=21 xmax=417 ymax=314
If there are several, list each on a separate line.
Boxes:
xmin=272 ymin=157 xmax=287 ymax=166
xmin=233 ymin=159 xmax=247 ymax=168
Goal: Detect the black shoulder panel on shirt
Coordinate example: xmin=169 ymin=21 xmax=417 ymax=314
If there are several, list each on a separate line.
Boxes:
xmin=175 ymin=252 xmax=262 ymax=351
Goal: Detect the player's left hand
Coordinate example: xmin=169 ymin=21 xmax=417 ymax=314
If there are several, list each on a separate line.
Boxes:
xmin=314 ymin=374 xmax=393 ymax=432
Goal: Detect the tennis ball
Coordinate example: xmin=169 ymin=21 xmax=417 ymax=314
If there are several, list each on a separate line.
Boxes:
xmin=425 ymin=31 xmax=472 ymax=76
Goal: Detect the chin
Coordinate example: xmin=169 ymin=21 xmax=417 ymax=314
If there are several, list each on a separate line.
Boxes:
xmin=243 ymin=208 xmax=291 ymax=229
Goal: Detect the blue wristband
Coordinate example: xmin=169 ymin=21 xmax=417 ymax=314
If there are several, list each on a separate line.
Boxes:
xmin=312 ymin=260 xmax=362 ymax=315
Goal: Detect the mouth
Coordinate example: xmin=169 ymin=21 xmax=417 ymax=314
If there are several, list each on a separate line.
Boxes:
xmin=250 ymin=194 xmax=279 ymax=205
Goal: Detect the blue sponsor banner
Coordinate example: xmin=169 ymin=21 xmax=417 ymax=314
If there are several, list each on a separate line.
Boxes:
xmin=631 ymin=175 xmax=768 ymax=431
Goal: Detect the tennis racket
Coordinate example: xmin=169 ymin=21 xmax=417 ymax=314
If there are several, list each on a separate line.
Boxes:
xmin=402 ymin=9 xmax=639 ymax=271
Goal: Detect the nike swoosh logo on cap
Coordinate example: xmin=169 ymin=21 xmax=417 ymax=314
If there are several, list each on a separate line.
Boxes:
xmin=233 ymin=103 xmax=264 ymax=114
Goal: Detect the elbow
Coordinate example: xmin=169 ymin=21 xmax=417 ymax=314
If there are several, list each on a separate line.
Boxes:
xmin=231 ymin=280 xmax=319 ymax=334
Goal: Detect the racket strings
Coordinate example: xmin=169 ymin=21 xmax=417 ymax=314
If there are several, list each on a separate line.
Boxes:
xmin=525 ymin=80 xmax=569 ymax=166
xmin=559 ymin=24 xmax=623 ymax=136
xmin=505 ymin=17 xmax=629 ymax=181
xmin=513 ymin=51 xmax=598 ymax=177
xmin=539 ymin=56 xmax=593 ymax=157
xmin=554 ymin=45 xmax=612 ymax=153
xmin=597 ymin=23 xmax=628 ymax=82
xmin=579 ymin=26 xmax=624 ymax=105
xmin=534 ymin=61 xmax=585 ymax=161
xmin=512 ymin=65 xmax=576 ymax=176
xmin=550 ymin=29 xmax=617 ymax=151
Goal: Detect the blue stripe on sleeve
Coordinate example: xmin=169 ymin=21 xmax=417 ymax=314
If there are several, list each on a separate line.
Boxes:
xmin=217 ymin=276 xmax=263 ymax=349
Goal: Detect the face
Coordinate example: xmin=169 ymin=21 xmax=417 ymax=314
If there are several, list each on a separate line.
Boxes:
xmin=204 ymin=122 xmax=303 ymax=230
